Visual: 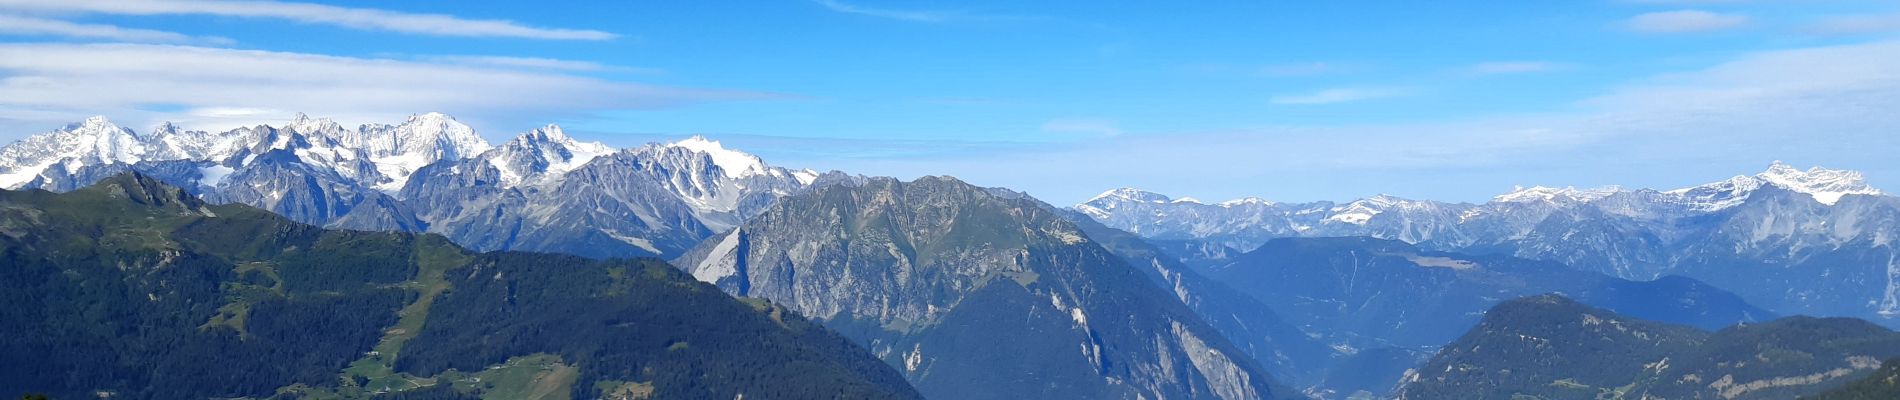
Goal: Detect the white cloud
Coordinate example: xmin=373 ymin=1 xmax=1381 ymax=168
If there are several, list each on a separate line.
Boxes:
xmin=1041 ymin=119 xmax=1122 ymax=136
xmin=1269 ymin=87 xmax=1406 ymax=105
xmin=0 ymin=14 xmax=231 ymax=44
xmin=1465 ymin=61 xmax=1567 ymax=75
xmin=0 ymin=0 xmax=616 ymax=40
xmin=812 ymin=0 xmax=953 ymax=22
xmin=0 ymin=43 xmax=774 ymax=133
xmin=1626 ymin=10 xmax=1749 ymax=33
xmin=1806 ymin=13 xmax=1900 ymax=35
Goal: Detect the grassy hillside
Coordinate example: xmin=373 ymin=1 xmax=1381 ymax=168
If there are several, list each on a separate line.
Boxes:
xmin=0 ymin=172 xmax=919 ymax=400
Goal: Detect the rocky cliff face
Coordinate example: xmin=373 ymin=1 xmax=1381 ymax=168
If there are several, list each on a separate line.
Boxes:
xmin=674 ymin=176 xmax=1299 ymax=400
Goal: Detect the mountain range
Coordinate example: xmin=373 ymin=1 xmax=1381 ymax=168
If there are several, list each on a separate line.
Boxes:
xmin=1077 ymin=163 xmax=1900 ymax=327
xmin=9 ymin=113 xmax=1900 ymax=399
xmin=0 ymin=113 xmax=817 ymax=259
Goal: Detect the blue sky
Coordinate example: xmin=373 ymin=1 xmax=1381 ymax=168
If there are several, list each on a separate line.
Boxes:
xmin=3 ymin=1 xmax=1900 ymax=204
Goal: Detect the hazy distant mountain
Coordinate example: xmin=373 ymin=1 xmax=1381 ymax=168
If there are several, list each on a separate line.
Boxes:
xmin=1399 ymin=295 xmax=1900 ymax=400
xmin=674 ymin=176 xmax=1301 ymax=400
xmin=0 ymin=114 xmax=818 ymax=259
xmin=1206 ymin=237 xmax=1768 ymax=397
xmin=0 ymin=173 xmax=919 ymax=399
xmin=1079 ymin=162 xmax=1900 ymax=326
xmin=1217 ymin=237 xmax=1770 ymax=348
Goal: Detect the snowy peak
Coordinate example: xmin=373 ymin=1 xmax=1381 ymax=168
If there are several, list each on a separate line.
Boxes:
xmin=72 ymin=115 xmax=132 ymax=137
xmin=1492 ymin=185 xmax=1622 ymax=204
xmin=516 ymin=124 xmax=574 ymax=145
xmin=1326 ymin=195 xmax=1402 ymax=225
xmin=1086 ymin=187 xmax=1173 ymax=204
xmin=511 ymin=124 xmax=608 ymax=156
xmin=483 ymin=124 xmax=613 ymax=186
xmin=348 ymin=113 xmax=492 ymax=192
xmin=391 ymin=112 xmax=491 ymax=158
xmin=285 ymin=113 xmax=345 ymax=136
xmin=344 ymin=112 xmax=491 ymax=159
xmin=1755 ymin=161 xmax=1880 ymax=205
xmin=666 ymin=135 xmax=768 ymax=179
xmin=1667 ymin=162 xmax=1882 ymax=210
xmin=0 ymin=115 xmax=148 ymax=188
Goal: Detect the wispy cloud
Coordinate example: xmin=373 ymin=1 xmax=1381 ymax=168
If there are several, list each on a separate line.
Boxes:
xmin=1464 ymin=61 xmax=1568 ymax=75
xmin=1625 ymin=10 xmax=1749 ymax=33
xmin=1618 ymin=0 xmax=1745 ymax=4
xmin=0 ymin=0 xmax=616 ymax=40
xmin=1805 ymin=13 xmax=1900 ymax=35
xmin=0 ymin=43 xmax=774 ymax=133
xmin=1270 ymin=87 xmax=1407 ymax=105
xmin=810 ymin=0 xmax=1034 ymax=24
xmin=1041 ymin=119 xmax=1122 ymax=137
xmin=0 ymin=14 xmax=231 ymax=44
xmin=1181 ymin=61 xmax=1365 ymax=78
xmin=1260 ymin=62 xmax=1351 ymax=77
xmin=811 ymin=0 xmax=955 ymax=22
xmin=415 ymin=55 xmax=658 ymax=73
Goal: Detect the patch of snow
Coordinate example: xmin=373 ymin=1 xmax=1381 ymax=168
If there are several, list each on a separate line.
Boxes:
xmin=197 ymin=165 xmax=235 ymax=188
xmin=0 ymin=159 xmax=55 ymax=189
xmin=793 ymin=169 xmax=819 ymax=185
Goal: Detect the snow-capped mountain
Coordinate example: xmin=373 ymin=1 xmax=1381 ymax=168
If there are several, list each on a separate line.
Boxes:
xmin=477 ymin=124 xmax=611 ymax=187
xmin=1075 ymin=188 xmax=1319 ymax=251
xmin=1075 ymin=188 xmax=1466 ymax=253
xmin=0 ymin=116 xmax=148 ymax=188
xmin=0 ymin=113 xmax=821 ymax=259
xmin=1490 ymin=185 xmax=1622 ymax=204
xmin=1079 ymin=162 xmax=1900 ymax=327
xmin=0 ymin=112 xmax=489 ymax=192
xmin=1667 ymin=161 xmax=1882 ymax=210
xmin=349 ymin=112 xmax=492 ymax=192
